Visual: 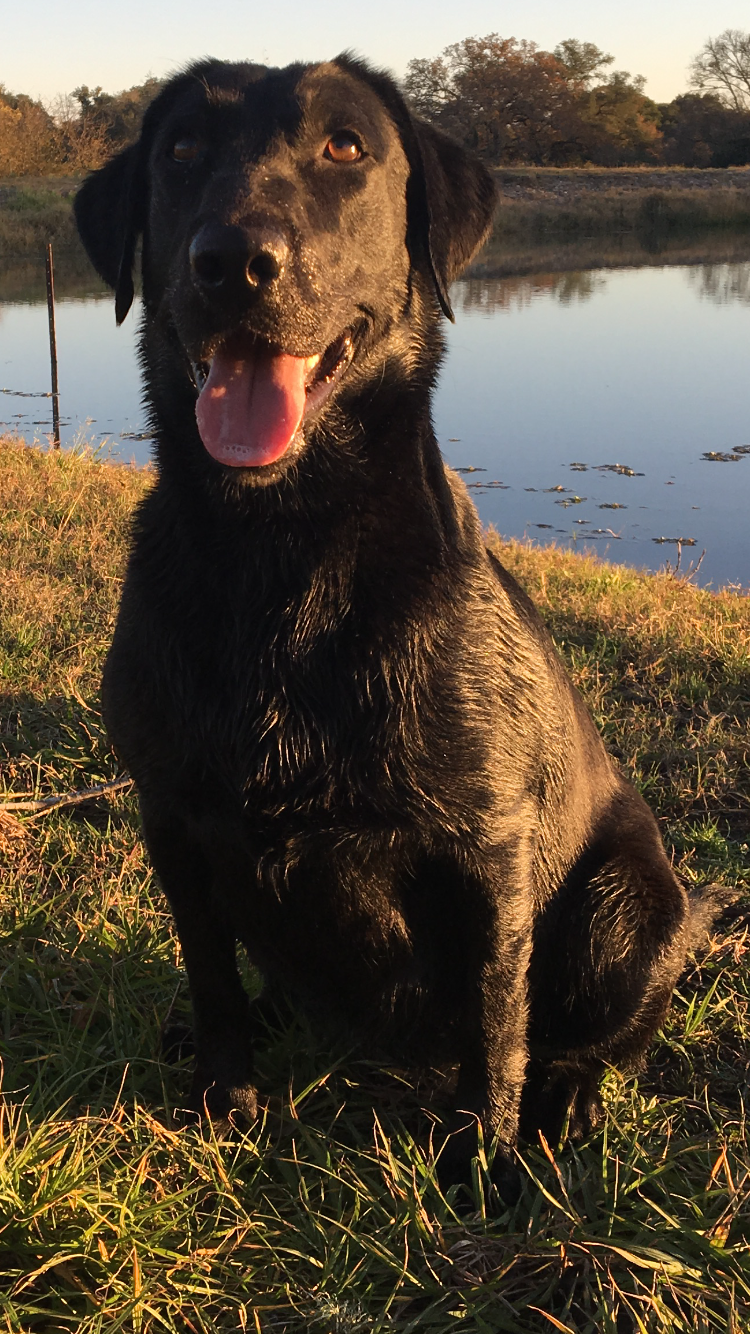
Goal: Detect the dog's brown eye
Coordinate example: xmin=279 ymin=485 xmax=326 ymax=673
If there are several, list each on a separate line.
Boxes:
xmin=171 ymin=135 xmax=202 ymax=163
xmin=324 ymin=133 xmax=363 ymax=163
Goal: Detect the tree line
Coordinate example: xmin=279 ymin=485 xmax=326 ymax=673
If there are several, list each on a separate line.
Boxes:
xmin=0 ymin=81 xmax=162 ymax=175
xmin=405 ymin=32 xmax=750 ymax=166
xmin=2 ymin=30 xmax=750 ymax=175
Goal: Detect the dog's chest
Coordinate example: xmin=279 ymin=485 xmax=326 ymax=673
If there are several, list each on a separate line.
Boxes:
xmin=135 ymin=553 xmax=480 ymax=828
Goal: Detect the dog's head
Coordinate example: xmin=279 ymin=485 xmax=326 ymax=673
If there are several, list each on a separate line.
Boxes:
xmin=75 ymin=57 xmax=496 ymax=482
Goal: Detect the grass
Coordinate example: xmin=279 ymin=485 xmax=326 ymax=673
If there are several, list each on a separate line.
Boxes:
xmin=0 ymin=435 xmax=749 ymax=1331
xmin=494 ymin=190 xmax=750 ymax=239
xmin=492 ymin=168 xmax=750 ymax=239
xmin=0 ymin=180 xmax=82 ymax=259
xmin=4 ymin=168 xmax=750 ymax=260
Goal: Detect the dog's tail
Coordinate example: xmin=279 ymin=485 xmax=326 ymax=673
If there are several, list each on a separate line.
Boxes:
xmin=685 ymin=881 xmax=743 ymax=952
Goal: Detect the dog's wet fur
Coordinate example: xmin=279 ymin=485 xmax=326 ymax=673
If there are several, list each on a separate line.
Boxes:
xmin=75 ymin=55 xmax=716 ymax=1196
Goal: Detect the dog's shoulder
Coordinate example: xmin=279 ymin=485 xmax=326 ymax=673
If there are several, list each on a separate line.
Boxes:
xmin=443 ymin=464 xmax=544 ymax=622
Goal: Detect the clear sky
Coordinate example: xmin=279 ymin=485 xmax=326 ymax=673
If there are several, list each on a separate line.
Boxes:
xmin=3 ymin=0 xmax=749 ymax=106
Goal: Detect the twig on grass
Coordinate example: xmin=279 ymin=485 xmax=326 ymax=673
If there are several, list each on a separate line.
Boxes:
xmin=0 ymin=776 xmax=133 ymax=818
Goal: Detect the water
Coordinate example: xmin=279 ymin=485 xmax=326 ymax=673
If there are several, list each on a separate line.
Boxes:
xmin=0 ymin=296 xmax=145 ymax=456
xmin=440 ymin=260 xmax=750 ymax=590
xmin=2 ymin=237 xmax=749 ymax=589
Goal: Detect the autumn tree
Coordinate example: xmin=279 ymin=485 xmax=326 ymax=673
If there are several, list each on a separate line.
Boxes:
xmin=404 ymin=35 xmax=580 ymax=163
xmin=0 ymin=86 xmax=57 ymax=174
xmin=0 ymin=78 xmax=162 ymax=176
xmin=404 ymin=36 xmax=660 ymax=165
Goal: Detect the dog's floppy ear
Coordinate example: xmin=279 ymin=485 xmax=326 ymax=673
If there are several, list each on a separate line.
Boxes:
xmin=410 ymin=120 xmax=498 ymax=321
xmin=333 ymin=55 xmax=497 ymax=322
xmin=74 ymin=72 xmax=192 ymax=324
xmin=75 ymin=145 xmax=143 ymax=324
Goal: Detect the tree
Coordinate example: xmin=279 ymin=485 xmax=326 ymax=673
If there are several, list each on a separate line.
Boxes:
xmin=553 ymin=39 xmax=613 ymax=90
xmin=403 ymin=35 xmax=661 ymax=166
xmin=402 ymin=57 xmax=454 ymax=123
xmin=576 ymin=71 xmax=662 ymax=165
xmin=659 ymin=93 xmax=750 ymax=166
xmin=0 ymin=86 xmax=57 ymax=174
xmin=690 ymin=29 xmax=750 ymax=111
xmin=71 ymin=79 xmax=162 ymax=154
xmin=404 ymin=35 xmax=579 ymax=164
xmin=0 ymin=77 xmax=162 ymax=176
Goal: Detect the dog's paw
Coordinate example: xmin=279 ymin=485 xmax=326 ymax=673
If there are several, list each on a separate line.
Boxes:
xmin=189 ymin=1073 xmax=259 ymax=1127
xmin=437 ymin=1123 xmax=521 ymax=1209
xmin=568 ymin=1085 xmax=605 ymax=1142
xmin=487 ymin=1147 xmax=522 ymax=1205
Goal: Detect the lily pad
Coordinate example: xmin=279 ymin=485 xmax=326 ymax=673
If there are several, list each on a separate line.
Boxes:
xmin=652 ymin=536 xmax=697 ymax=545
xmin=595 ymin=463 xmax=637 ymax=476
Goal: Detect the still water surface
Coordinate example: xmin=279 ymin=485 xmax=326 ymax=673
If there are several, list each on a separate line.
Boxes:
xmin=1 ymin=240 xmax=749 ymax=589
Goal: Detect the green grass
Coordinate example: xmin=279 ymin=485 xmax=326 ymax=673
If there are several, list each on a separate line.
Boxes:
xmin=1 ymin=436 xmax=749 ymax=1331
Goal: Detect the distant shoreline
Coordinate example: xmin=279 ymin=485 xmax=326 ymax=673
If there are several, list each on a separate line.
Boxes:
xmin=492 ymin=165 xmax=750 ymax=236
xmin=3 ymin=168 xmax=750 ymax=261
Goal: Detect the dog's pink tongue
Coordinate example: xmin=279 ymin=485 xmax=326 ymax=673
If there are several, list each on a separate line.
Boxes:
xmin=195 ymin=343 xmax=310 ymax=467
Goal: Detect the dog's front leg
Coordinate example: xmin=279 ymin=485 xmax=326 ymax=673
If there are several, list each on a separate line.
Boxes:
xmin=440 ymin=852 xmax=533 ymax=1203
xmin=141 ymin=811 xmax=257 ymax=1123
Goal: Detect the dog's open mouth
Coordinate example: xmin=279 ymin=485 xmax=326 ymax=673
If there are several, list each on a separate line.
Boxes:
xmin=193 ymin=330 xmax=353 ymax=468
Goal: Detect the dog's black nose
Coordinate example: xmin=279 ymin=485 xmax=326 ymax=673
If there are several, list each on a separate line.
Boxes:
xmin=189 ymin=224 xmax=288 ymax=292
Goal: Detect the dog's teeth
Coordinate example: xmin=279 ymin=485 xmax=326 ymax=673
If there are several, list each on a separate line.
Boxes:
xmin=190 ymin=361 xmax=209 ymax=391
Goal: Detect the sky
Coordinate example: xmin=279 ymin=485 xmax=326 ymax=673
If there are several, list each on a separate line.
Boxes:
xmin=2 ymin=0 xmax=749 ymax=106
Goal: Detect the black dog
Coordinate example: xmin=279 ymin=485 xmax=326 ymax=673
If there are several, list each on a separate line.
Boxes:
xmin=75 ymin=56 xmax=713 ymax=1192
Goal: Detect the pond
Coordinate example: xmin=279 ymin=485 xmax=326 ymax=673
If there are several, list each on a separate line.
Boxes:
xmin=2 ymin=232 xmax=750 ymax=590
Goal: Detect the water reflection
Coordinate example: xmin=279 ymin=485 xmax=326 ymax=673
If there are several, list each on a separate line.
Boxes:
xmin=0 ymin=249 xmax=108 ymax=304
xmin=686 ymin=262 xmax=750 ymax=305
xmin=456 ymin=270 xmax=607 ymax=314
xmin=469 ymin=226 xmax=750 ymax=281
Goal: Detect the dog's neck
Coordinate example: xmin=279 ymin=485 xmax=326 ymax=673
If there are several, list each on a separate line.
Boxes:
xmin=145 ymin=306 xmax=462 ymax=577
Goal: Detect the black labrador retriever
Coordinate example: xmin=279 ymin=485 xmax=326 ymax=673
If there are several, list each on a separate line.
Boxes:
xmin=75 ymin=55 xmax=714 ymax=1194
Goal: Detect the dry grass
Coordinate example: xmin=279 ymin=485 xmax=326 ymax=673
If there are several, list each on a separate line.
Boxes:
xmin=1 ymin=437 xmax=749 ymax=1331
xmin=492 ymin=168 xmax=750 ymax=238
xmin=494 ymin=189 xmax=750 ymax=238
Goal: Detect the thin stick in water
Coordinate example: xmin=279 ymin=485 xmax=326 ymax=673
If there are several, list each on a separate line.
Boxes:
xmin=45 ymin=241 xmax=61 ymax=448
